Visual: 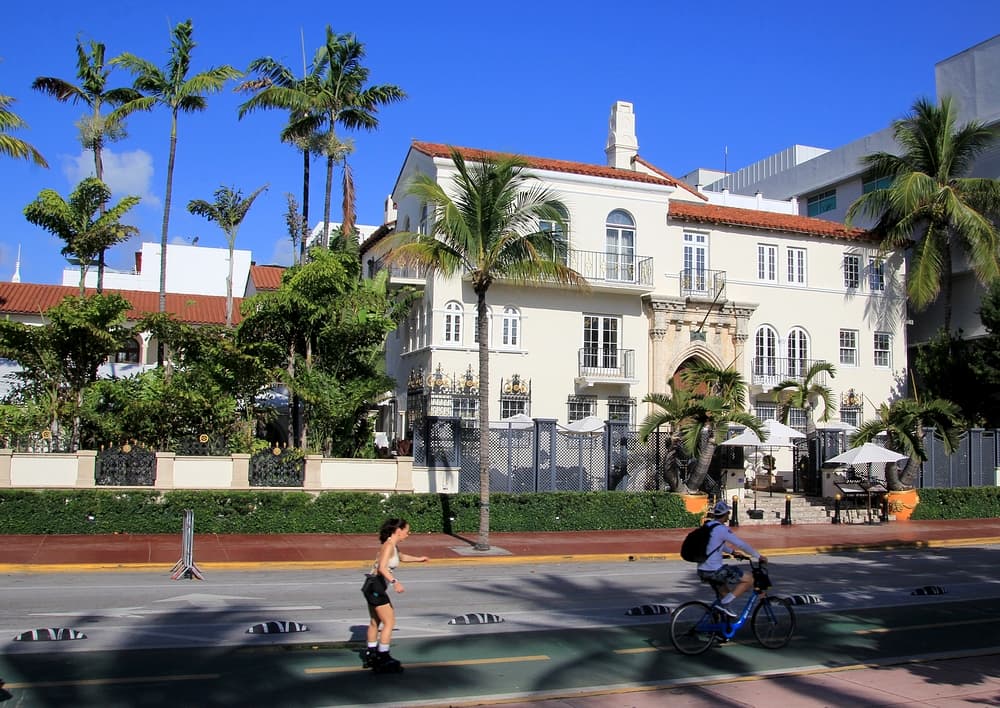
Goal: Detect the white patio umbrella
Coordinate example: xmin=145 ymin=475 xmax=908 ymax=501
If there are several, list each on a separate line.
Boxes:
xmin=491 ymin=413 xmax=534 ymax=430
xmin=825 ymin=443 xmax=907 ymax=524
xmin=825 ymin=443 xmax=907 ymax=467
xmin=557 ymin=416 xmax=605 ymax=435
xmin=719 ymin=429 xmax=764 ymax=446
xmin=815 ymin=420 xmax=858 ymax=432
xmin=762 ymin=419 xmax=806 ymax=442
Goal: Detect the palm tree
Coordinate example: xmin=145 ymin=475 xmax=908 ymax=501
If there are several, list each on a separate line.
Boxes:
xmin=678 ymin=360 xmax=764 ymax=494
xmin=187 ymin=184 xmax=268 ymax=326
xmin=111 ymin=19 xmax=242 ymax=317
xmin=23 ymin=177 xmax=139 ymax=294
xmin=250 ymin=28 xmax=404 ymax=249
xmin=847 ymin=97 xmax=1000 ymax=333
xmin=639 ymin=382 xmax=696 ymax=492
xmin=237 ymin=56 xmax=317 ymax=266
xmin=851 ymin=397 xmax=962 ymax=490
xmin=0 ymin=93 xmax=48 ymax=167
xmin=773 ymin=361 xmax=836 ymax=436
xmin=32 ymin=39 xmax=141 ymax=290
xmin=389 ymin=148 xmax=588 ymax=550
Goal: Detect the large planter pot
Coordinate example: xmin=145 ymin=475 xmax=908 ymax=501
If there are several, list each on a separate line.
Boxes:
xmin=887 ymin=488 xmax=920 ymax=521
xmin=677 ymin=493 xmax=709 ymax=516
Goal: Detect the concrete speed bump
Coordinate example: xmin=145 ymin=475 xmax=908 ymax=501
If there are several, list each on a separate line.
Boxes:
xmin=246 ymin=621 xmax=309 ymax=634
xmin=911 ymin=586 xmax=946 ymax=596
xmin=14 ymin=628 xmax=87 ymax=641
xmin=625 ymin=604 xmax=671 ymax=616
xmin=448 ymin=613 xmax=504 ymax=625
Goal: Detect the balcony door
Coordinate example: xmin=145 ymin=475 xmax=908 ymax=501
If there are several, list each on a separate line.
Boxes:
xmin=583 ymin=315 xmax=619 ymax=371
xmin=605 ymin=210 xmax=635 ymax=282
xmin=683 ymin=232 xmax=708 ymax=294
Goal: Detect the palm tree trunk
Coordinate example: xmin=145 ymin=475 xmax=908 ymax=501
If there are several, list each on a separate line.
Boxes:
xmin=686 ymin=427 xmax=715 ymax=492
xmin=300 ymin=148 xmax=310 ymax=264
xmin=475 ymin=287 xmax=491 ymax=551
xmin=942 ymin=241 xmax=953 ymax=334
xmin=94 ymin=136 xmax=106 ymax=293
xmin=157 ymin=113 xmax=178 ymax=366
xmin=225 ymin=239 xmax=235 ymax=327
xmin=323 ymin=155 xmax=334 ymax=249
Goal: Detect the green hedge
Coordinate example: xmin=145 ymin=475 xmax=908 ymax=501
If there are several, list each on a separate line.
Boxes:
xmin=0 ymin=489 xmax=701 ymax=535
xmin=909 ymin=487 xmax=1000 ymax=520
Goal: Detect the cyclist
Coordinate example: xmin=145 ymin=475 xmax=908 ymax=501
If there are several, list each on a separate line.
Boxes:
xmin=696 ymin=500 xmax=767 ymax=617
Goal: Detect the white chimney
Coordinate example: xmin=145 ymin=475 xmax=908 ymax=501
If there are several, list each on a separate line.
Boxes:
xmin=605 ymin=101 xmax=638 ymax=169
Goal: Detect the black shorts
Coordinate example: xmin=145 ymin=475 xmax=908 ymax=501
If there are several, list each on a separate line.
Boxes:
xmin=362 ymin=574 xmax=391 ymax=607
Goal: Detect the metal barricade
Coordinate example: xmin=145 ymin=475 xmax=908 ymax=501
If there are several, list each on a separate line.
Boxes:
xmin=170 ymin=509 xmax=204 ymax=580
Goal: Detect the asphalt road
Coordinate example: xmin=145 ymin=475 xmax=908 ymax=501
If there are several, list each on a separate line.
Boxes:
xmin=1 ymin=545 xmax=999 ymax=706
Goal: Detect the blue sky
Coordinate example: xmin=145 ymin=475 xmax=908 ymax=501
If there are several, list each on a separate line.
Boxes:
xmin=2 ymin=2 xmax=998 ymax=286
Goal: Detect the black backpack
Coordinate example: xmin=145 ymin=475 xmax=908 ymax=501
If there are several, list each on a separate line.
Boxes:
xmin=680 ymin=521 xmax=722 ymax=563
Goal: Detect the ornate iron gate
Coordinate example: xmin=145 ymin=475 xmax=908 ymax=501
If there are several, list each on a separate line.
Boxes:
xmin=96 ymin=442 xmax=156 ymax=486
xmin=249 ymin=447 xmax=304 ymax=487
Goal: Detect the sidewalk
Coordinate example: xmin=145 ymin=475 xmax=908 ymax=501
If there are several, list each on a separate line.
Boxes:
xmin=2 ymin=517 xmax=999 ymax=570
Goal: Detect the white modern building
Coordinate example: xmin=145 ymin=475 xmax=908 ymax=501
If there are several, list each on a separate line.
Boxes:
xmin=698 ymin=34 xmax=1000 ymax=347
xmin=61 ymin=241 xmax=254 ymax=298
xmin=362 ymin=101 xmax=908 ymax=439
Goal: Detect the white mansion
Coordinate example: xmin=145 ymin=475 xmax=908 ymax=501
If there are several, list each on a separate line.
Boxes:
xmin=362 ymin=101 xmax=907 ymax=441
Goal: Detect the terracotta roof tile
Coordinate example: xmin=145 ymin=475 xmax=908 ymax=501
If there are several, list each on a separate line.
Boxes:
xmin=0 ymin=282 xmax=241 ymax=325
xmin=250 ymin=265 xmax=285 ymax=291
xmin=412 ymin=142 xmax=679 ymax=188
xmin=668 ymin=200 xmax=874 ymax=241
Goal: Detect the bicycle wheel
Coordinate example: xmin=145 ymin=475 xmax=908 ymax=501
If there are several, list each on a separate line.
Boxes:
xmin=751 ymin=596 xmax=795 ymax=649
xmin=669 ymin=601 xmax=718 ymax=655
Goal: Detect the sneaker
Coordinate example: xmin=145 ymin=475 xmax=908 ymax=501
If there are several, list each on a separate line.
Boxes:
xmin=712 ymin=601 xmax=738 ymax=618
xmin=360 ymin=647 xmax=376 ymax=668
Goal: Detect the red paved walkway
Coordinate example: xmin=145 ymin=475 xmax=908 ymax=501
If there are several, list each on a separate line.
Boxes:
xmin=2 ymin=518 xmax=999 ymax=568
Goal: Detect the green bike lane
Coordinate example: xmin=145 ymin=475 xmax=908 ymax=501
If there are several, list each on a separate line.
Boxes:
xmin=1 ymin=598 xmax=999 ymax=706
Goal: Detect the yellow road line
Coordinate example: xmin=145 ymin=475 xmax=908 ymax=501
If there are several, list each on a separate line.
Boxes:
xmin=305 ymin=654 xmax=550 ymax=674
xmin=856 ymin=616 xmax=1000 ymax=635
xmin=1 ymin=673 xmax=219 ymax=689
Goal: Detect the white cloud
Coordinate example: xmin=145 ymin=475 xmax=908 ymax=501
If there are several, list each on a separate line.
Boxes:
xmin=268 ymin=237 xmax=295 ymax=267
xmin=63 ymin=148 xmax=160 ymax=209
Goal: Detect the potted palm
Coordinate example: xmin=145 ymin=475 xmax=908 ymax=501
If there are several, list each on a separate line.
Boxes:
xmin=851 ymin=397 xmax=961 ymax=519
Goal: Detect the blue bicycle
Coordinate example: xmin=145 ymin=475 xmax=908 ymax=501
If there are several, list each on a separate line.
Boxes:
xmin=669 ymin=556 xmax=795 ymax=655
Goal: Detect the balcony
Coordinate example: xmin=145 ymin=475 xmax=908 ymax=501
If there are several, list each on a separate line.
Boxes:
xmin=566 ymin=250 xmax=654 ymax=292
xmin=750 ymin=358 xmax=830 ymax=391
xmin=679 ymin=268 xmax=726 ymax=301
xmin=576 ymin=348 xmax=638 ymax=386
xmin=366 ymin=256 xmax=425 ymax=288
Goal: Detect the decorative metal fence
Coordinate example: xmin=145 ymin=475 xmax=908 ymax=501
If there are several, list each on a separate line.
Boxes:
xmin=171 ymin=434 xmax=230 ymax=456
xmin=416 ymin=417 xmax=677 ymax=493
xmin=416 ymin=419 xmax=1000 ymax=494
xmin=96 ymin=442 xmax=156 ymax=486
xmin=923 ymin=428 xmax=999 ymax=488
xmin=249 ymin=446 xmax=305 ymax=487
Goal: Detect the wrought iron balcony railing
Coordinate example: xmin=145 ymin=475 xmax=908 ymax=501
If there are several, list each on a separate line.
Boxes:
xmin=577 ymin=348 xmax=636 ymax=382
xmin=567 ymin=250 xmax=653 ymax=288
xmin=750 ymin=357 xmax=829 ymax=389
xmin=679 ymin=268 xmax=726 ymax=300
xmin=366 ymin=256 xmax=426 ymax=283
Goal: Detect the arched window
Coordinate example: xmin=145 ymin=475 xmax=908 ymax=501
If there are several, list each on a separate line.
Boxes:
xmin=753 ymin=326 xmax=778 ymax=380
xmin=786 ymin=327 xmax=809 ymax=377
xmin=605 ymin=209 xmax=635 ymax=282
xmin=501 ymin=306 xmax=520 ymax=347
xmin=444 ymin=301 xmax=463 ymax=344
xmin=114 ymin=337 xmax=141 ymax=364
